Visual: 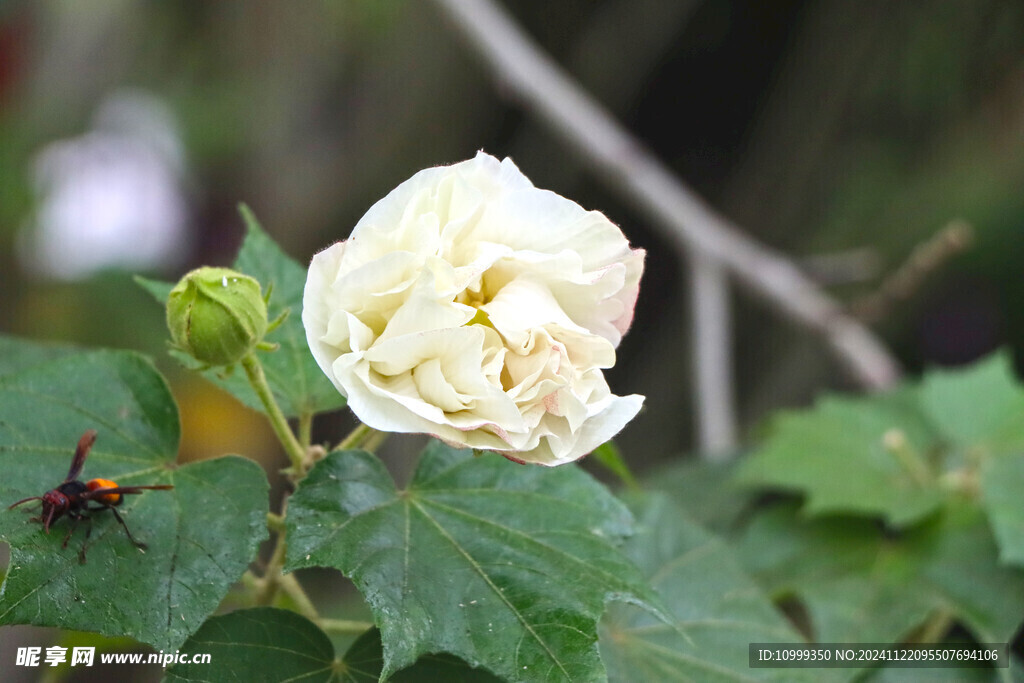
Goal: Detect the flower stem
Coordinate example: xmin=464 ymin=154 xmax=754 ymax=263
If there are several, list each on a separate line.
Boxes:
xmin=318 ymin=618 xmax=375 ymax=634
xmin=362 ymin=429 xmax=389 ymax=454
xmin=255 ymin=500 xmax=320 ymax=621
xmin=299 ymin=411 xmax=314 ymax=450
xmin=883 ymin=429 xmax=932 ymax=487
xmin=266 ymin=511 xmax=285 ymax=533
xmin=591 ymin=441 xmax=641 ymax=492
xmin=912 ymin=606 xmax=955 ymax=644
xmin=241 ymin=352 xmax=306 ymax=475
xmin=279 ymin=573 xmax=320 ymax=621
xmin=238 ymin=358 xmax=326 ymax=627
xmin=335 ymin=422 xmax=379 ymax=451
xmin=254 ymin=508 xmax=290 ymax=607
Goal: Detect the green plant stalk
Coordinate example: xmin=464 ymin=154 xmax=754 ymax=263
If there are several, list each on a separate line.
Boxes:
xmin=912 ymin=606 xmax=956 ymax=644
xmin=241 ymin=352 xmax=306 ymax=475
xmin=254 ymin=498 xmax=320 ymax=622
xmin=279 ymin=573 xmax=320 ymax=621
xmin=266 ymin=511 xmax=286 ymax=533
xmin=254 ymin=511 xmax=290 ymax=608
xmin=318 ymin=618 xmax=375 ymax=634
xmin=335 ymin=422 xmax=377 ymax=451
xmin=362 ymin=428 xmax=390 ymax=454
xmin=893 ymin=448 xmax=932 ymax=487
xmin=885 ymin=431 xmax=932 ymax=487
xmin=298 ymin=411 xmax=314 ymax=450
xmin=231 ymin=355 xmax=320 ymax=617
xmin=591 ymin=441 xmax=641 ymax=492
xmin=255 ymin=530 xmax=319 ymax=621
xmin=243 ymin=357 xmax=381 ymax=625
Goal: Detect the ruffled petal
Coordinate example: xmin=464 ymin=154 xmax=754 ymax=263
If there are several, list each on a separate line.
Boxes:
xmin=302 ymin=152 xmax=645 ymax=466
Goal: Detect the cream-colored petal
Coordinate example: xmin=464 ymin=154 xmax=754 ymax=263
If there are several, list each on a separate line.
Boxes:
xmin=413 ymin=358 xmax=468 ymax=413
xmin=303 ymin=152 xmax=645 ymax=466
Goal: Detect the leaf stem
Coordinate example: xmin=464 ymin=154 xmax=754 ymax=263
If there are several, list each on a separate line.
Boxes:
xmin=298 ymin=411 xmax=314 ymax=450
xmin=266 ymin=511 xmax=285 ymax=533
xmin=335 ymin=422 xmax=380 ymax=451
xmin=591 ymin=441 xmax=641 ymax=492
xmin=318 ymin=618 xmax=375 ymax=634
xmin=883 ymin=429 xmax=932 ymax=487
xmin=254 ymin=508 xmax=290 ymax=607
xmin=255 ymin=499 xmax=320 ymax=621
xmin=362 ymin=429 xmax=390 ymax=454
xmin=241 ymin=353 xmax=306 ymax=475
xmin=279 ymin=573 xmax=320 ymax=621
xmin=911 ymin=606 xmax=956 ymax=644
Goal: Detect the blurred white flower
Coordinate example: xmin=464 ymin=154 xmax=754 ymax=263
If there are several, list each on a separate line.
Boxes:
xmin=20 ymin=90 xmax=189 ymax=280
xmin=304 ymin=152 xmax=644 ymax=465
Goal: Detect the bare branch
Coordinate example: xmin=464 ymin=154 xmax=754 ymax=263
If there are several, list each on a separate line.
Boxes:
xmin=801 ymin=248 xmax=882 ymax=286
xmin=430 ymin=0 xmax=901 ymax=390
xmin=851 ymin=220 xmax=974 ymax=323
xmin=690 ymin=257 xmax=738 ymax=455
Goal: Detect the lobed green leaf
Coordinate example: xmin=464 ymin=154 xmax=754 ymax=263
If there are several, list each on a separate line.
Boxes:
xmin=166 ymin=609 xmax=507 ymax=682
xmin=864 ymin=663 xmax=1010 ymax=682
xmin=642 ymin=457 xmax=755 ymax=535
xmin=341 ymin=627 xmax=504 ymax=682
xmin=599 ymin=494 xmax=820 ymax=682
xmin=0 ymin=336 xmax=268 ymax=651
xmin=917 ymin=352 xmax=1024 ymax=449
xmin=981 ymin=453 xmax=1024 ymax=567
xmin=285 ymin=440 xmax=665 ymax=682
xmin=165 ymin=607 xmax=339 ymax=682
xmin=738 ymin=351 xmax=1024 ymax=529
xmin=737 ymin=501 xmax=1024 ymax=667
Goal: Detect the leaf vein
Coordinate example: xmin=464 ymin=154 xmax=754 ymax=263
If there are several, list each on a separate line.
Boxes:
xmin=409 ymin=497 xmax=572 ymax=680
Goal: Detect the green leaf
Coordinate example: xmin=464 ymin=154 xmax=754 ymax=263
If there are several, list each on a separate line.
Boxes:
xmin=865 ymin=663 xmax=1008 ymax=682
xmin=589 ymin=441 xmax=639 ymax=490
xmin=136 ymin=206 xmax=345 ymax=418
xmin=0 ymin=336 xmax=80 ymax=376
xmin=643 ymin=458 xmax=755 ymax=534
xmin=738 ymin=390 xmax=943 ymax=527
xmin=165 ymin=608 xmax=339 ymax=682
xmin=599 ymin=494 xmax=819 ymax=682
xmin=918 ymin=352 xmax=1024 ymax=450
xmin=233 ymin=206 xmax=344 ymax=416
xmin=168 ymin=610 xmax=501 ymax=683
xmin=981 ymin=453 xmax=1024 ymax=567
xmin=285 ymin=440 xmax=665 ymax=682
xmin=134 ymin=274 xmax=174 ymax=304
xmin=341 ymin=627 xmax=504 ymax=682
xmin=737 ymin=502 xmax=1024 ymax=652
xmin=738 ymin=504 xmax=933 ymax=645
xmin=0 ymin=336 xmax=268 ymax=651
xmin=738 ymin=351 xmax=1024 ymax=528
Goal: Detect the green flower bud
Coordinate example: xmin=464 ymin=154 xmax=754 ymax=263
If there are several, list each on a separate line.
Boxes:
xmin=167 ymin=267 xmax=268 ymax=366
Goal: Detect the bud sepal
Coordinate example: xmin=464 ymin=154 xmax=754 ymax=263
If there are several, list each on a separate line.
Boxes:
xmin=166 ymin=267 xmax=270 ymax=367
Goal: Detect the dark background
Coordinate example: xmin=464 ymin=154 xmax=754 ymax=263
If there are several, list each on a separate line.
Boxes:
xmin=1 ymin=2 xmax=1024 ymax=679
xmin=1 ymin=0 xmax=1022 ymax=467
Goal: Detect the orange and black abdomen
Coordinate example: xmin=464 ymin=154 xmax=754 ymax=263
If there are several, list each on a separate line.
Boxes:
xmin=86 ymin=479 xmax=123 ymax=506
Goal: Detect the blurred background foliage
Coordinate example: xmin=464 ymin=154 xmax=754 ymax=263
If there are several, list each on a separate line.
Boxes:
xmin=0 ymin=0 xmax=1023 ymax=470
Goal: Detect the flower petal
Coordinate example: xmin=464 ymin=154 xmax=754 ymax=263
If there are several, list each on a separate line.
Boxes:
xmin=303 ymin=152 xmax=645 ymax=466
